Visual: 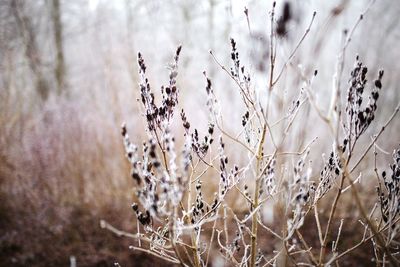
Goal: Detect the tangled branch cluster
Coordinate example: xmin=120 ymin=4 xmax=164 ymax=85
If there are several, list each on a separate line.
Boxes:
xmin=106 ymin=4 xmax=400 ymax=266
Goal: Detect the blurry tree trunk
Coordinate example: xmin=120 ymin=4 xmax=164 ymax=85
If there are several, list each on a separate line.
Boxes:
xmin=125 ymin=0 xmax=136 ymax=82
xmin=51 ymin=0 xmax=65 ymax=95
xmin=208 ymin=0 xmax=215 ymax=77
xmin=227 ymin=2 xmax=232 ymax=34
xmin=224 ymin=1 xmax=232 ymax=63
xmin=11 ymin=0 xmax=50 ymax=101
xmin=181 ymin=2 xmax=191 ymax=69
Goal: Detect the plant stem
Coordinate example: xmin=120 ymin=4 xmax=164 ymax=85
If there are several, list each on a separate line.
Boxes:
xmin=250 ymin=124 xmax=266 ymax=267
xmin=319 ymin=174 xmax=345 ymax=265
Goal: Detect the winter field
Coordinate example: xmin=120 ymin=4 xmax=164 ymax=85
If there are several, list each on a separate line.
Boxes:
xmin=0 ymin=1 xmax=400 ymax=266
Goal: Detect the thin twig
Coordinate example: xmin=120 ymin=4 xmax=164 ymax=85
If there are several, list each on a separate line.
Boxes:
xmin=272 ymin=11 xmax=317 ymax=86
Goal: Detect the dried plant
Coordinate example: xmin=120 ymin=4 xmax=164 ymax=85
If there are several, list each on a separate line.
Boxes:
xmin=101 ymin=2 xmax=400 ymax=266
xmin=377 ymin=147 xmax=400 ymax=249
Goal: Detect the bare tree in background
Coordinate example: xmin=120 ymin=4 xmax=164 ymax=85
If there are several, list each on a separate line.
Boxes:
xmin=208 ymin=0 xmax=216 ymax=77
xmin=124 ymin=0 xmax=137 ymax=83
xmin=51 ymin=0 xmax=65 ymax=95
xmin=11 ymin=0 xmax=50 ymax=100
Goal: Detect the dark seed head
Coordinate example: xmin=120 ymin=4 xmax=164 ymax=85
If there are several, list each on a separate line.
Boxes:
xmin=374 ymin=79 xmax=382 ymax=89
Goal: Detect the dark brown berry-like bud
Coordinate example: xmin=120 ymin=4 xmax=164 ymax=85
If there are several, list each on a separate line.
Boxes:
xmin=374 ymin=79 xmax=382 ymax=89
xmin=132 ymin=203 xmax=138 ymax=211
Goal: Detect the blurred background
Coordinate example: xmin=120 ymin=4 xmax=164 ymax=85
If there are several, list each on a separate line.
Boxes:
xmin=0 ymin=0 xmax=399 ymax=266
